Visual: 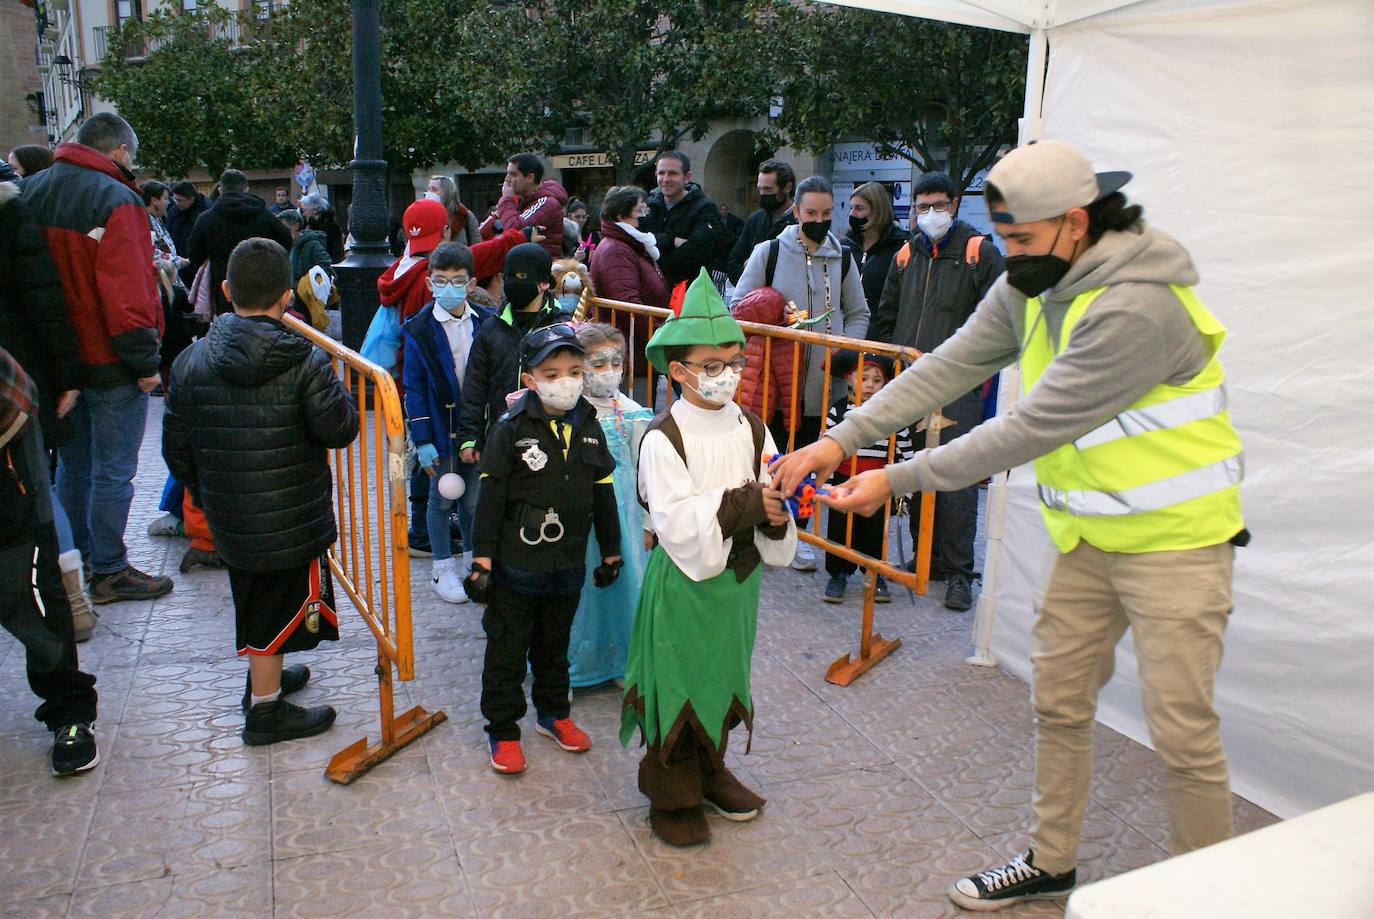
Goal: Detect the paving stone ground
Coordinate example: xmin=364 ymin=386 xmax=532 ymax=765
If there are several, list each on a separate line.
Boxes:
xmin=0 ymin=399 xmax=1276 ymax=918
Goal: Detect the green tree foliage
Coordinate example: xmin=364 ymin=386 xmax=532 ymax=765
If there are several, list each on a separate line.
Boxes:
xmin=771 ymin=3 xmax=1027 ymax=193
xmin=89 ymin=7 xmax=293 ymax=178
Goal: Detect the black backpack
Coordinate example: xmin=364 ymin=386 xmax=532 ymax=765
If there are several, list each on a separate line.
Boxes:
xmin=763 ymin=236 xmax=853 ymax=288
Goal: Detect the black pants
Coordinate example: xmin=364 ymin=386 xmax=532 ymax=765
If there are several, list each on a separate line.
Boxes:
xmin=907 ymin=391 xmax=983 ymax=578
xmin=767 ymin=413 xmax=821 ymax=457
xmin=0 ymin=423 xmax=97 ymax=730
xmin=824 ymin=486 xmax=888 ymax=577
xmin=409 ymin=465 xmax=429 ymax=538
xmin=480 ymin=585 xmax=579 ymax=741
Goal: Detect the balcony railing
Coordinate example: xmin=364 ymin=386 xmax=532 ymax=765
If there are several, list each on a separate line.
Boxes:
xmin=92 ymin=12 xmax=266 ymax=62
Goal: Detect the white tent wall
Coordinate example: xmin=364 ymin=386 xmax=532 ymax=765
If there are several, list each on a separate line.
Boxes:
xmin=818 ymin=0 xmax=1374 ymax=819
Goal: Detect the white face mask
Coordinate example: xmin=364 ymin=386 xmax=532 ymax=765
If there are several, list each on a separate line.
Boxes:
xmin=917 ymin=209 xmax=953 ymax=242
xmin=689 ymin=367 xmax=740 ymax=406
xmin=534 ymin=375 xmax=583 ymax=411
xmin=583 ymin=369 xmax=622 ymax=399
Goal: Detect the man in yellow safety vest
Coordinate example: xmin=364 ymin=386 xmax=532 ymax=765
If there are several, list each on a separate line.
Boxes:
xmin=772 ymin=138 xmax=1247 ymax=911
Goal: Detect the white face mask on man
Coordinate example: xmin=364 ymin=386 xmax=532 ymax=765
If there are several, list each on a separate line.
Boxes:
xmin=917 ymin=209 xmax=953 ymax=242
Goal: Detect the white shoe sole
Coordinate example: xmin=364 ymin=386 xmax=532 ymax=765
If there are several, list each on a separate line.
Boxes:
xmin=431 ymin=580 xmax=469 ymax=604
xmin=53 ymin=750 xmax=99 ymax=777
xmin=704 ymin=798 xmax=760 ymax=822
xmin=947 ymin=885 xmax=1073 ymax=911
xmin=534 ymin=722 xmax=590 ymax=752
xmin=790 ymin=558 xmax=818 ymax=572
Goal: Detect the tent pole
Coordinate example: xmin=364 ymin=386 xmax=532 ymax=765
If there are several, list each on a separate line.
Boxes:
xmin=1019 ymin=27 xmax=1049 ymax=144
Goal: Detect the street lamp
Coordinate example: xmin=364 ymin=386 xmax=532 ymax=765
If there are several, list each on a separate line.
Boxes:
xmin=334 ymin=0 xmax=392 ymax=352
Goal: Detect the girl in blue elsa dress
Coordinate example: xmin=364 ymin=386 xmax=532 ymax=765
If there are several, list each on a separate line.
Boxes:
xmin=568 ymin=323 xmax=653 ymax=688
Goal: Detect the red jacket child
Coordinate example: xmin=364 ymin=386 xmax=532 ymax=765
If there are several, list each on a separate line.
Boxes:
xmin=733 ymin=286 xmax=801 ymax=430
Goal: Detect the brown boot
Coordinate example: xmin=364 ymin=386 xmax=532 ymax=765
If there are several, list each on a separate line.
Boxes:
xmin=649 ymin=806 xmax=710 ymax=846
xmin=703 ymin=764 xmax=766 ymax=821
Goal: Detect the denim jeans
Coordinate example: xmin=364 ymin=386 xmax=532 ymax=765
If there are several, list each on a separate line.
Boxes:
xmin=56 ymin=383 xmax=150 ymax=575
xmin=50 ymin=488 xmax=74 ymax=554
xmin=425 ymin=454 xmax=479 ymax=562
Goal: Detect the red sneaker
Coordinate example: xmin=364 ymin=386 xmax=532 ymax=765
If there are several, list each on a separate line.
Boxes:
xmin=488 ymin=738 xmax=526 ymax=774
xmin=535 ymin=716 xmax=591 ymax=753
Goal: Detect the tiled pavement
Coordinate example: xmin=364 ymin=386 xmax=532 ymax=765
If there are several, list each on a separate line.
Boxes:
xmin=0 ymin=400 xmax=1277 ymax=918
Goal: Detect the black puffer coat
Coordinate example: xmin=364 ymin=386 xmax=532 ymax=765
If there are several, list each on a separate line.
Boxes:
xmin=162 ymin=313 xmax=358 ymax=571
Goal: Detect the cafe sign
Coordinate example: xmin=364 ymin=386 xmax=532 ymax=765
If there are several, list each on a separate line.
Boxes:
xmin=551 ymin=150 xmax=656 ymax=170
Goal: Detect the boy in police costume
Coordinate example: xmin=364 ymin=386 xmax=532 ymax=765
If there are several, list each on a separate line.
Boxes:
xmin=620 ymin=270 xmax=796 ymax=847
xmin=465 ymin=323 xmax=622 ymax=775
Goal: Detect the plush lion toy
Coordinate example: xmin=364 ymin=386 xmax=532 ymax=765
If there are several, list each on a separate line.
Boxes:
xmin=551 ymin=257 xmax=595 ymax=319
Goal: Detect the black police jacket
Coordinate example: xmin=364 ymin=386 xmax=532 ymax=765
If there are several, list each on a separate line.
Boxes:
xmin=471 ymin=390 xmax=620 ymax=587
xmin=162 ymin=313 xmax=359 ymax=571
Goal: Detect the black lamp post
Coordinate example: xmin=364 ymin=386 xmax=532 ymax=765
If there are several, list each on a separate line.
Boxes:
xmin=335 ymin=0 xmax=392 ymax=351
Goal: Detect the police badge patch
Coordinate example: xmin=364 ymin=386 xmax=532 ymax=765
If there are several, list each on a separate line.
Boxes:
xmin=519 ymin=439 xmax=548 ymax=471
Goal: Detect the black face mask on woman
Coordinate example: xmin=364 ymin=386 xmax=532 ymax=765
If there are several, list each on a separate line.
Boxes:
xmin=848 ymin=213 xmax=869 ymax=234
xmin=1004 ymin=217 xmax=1073 ymax=298
xmin=800 ymin=219 xmax=832 ymax=244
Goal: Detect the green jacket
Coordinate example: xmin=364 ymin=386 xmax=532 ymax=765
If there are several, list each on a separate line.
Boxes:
xmin=289 ymin=229 xmax=333 ymax=287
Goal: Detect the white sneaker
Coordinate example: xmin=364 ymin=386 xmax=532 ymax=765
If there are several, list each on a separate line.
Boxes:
xmin=146 ymin=513 xmax=184 ymax=538
xmin=430 ymin=558 xmax=468 ymax=604
xmin=790 ymin=542 xmax=818 ymax=572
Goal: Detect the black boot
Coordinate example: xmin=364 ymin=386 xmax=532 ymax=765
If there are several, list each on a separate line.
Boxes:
xmin=241 ymin=664 xmax=311 ymax=712
xmin=242 ymin=698 xmax=336 ymax=746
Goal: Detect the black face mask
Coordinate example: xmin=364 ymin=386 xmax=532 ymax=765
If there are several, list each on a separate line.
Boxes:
xmin=1004 ymin=219 xmax=1073 ymax=297
xmin=758 ymin=192 xmax=785 ymax=212
xmin=801 ymin=219 xmax=832 ymax=244
xmin=848 ymin=214 xmax=869 ymax=234
xmin=505 ymin=279 xmax=542 ymax=310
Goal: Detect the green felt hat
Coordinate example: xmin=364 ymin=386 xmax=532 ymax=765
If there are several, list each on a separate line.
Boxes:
xmin=645 ymin=269 xmax=746 ymax=374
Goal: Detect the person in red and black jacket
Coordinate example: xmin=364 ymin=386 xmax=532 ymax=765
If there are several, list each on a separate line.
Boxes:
xmin=478 ymin=152 xmax=567 ymax=260
xmin=20 ymin=113 xmax=174 ymax=606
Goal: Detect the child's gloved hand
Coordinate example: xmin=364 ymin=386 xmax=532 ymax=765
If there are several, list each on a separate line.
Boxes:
xmin=464 ymin=559 xmax=493 ymax=603
xmin=416 ymin=443 xmax=439 ymax=472
xmin=593 ymin=557 xmax=623 ymax=588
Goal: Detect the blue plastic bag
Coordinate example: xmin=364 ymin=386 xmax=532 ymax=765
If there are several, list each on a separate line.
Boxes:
xmin=359 ymin=304 xmax=401 ymax=370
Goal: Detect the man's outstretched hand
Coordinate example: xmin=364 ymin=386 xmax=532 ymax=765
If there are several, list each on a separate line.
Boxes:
xmin=769 ymin=437 xmax=845 ymax=500
xmin=817 ymin=468 xmax=894 ymax=517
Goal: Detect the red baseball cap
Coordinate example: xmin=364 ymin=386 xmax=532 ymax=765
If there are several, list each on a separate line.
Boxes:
xmin=403 ymin=198 xmax=447 ymax=254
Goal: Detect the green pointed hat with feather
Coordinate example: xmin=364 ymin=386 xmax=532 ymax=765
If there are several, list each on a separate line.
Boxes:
xmin=644 ymin=269 xmax=746 ymax=374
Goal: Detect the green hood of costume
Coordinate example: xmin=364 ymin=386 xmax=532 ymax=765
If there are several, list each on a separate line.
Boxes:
xmin=644 ymin=269 xmax=746 ymax=374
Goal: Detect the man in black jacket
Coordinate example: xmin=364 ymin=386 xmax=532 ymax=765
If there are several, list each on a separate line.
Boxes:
xmin=871 ymin=171 xmax=1004 ymax=611
xmin=166 ymin=181 xmax=209 ymax=274
xmin=725 ymin=159 xmax=797 ymax=284
xmin=640 ymin=151 xmax=720 ymax=290
xmin=186 ymin=169 xmax=293 ymax=316
xmin=163 ymin=238 xmax=359 ymax=745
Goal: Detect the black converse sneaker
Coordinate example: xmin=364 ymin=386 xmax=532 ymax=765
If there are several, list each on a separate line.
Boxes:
xmin=949 ymin=849 xmax=1076 ymax=911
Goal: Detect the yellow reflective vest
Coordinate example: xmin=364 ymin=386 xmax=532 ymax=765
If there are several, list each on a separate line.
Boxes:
xmin=1021 ymin=285 xmax=1244 ymax=554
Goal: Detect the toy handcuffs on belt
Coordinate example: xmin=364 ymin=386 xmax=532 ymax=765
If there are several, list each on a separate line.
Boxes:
xmin=519 ymin=507 xmax=565 ymax=546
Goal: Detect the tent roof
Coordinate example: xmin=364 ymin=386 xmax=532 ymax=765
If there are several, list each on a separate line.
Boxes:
xmin=817 ymin=0 xmax=1281 ymax=32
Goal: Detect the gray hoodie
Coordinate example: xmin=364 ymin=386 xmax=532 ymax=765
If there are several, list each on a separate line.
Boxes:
xmin=825 ymin=221 xmax=1213 ymax=498
xmin=731 ymin=225 xmax=869 ymax=416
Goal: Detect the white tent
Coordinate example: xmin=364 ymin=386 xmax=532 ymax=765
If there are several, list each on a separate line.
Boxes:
xmin=820 ymin=0 xmax=1374 ymax=819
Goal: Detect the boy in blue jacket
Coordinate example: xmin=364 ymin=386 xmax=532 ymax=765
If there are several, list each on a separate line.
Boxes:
xmin=401 ymin=243 xmax=492 ymax=603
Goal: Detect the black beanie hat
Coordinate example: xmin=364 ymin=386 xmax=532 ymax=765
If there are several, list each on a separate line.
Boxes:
xmin=503 ymin=242 xmax=553 ymax=283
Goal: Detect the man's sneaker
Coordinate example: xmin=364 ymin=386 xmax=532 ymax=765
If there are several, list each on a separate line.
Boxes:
xmin=790 ymin=543 xmax=818 ymax=572
xmin=945 ymin=573 xmax=973 ymax=611
xmin=823 ymin=575 xmax=847 ymax=603
xmin=242 ymin=698 xmax=336 ymax=746
xmin=949 ymin=849 xmax=1075 ymax=911
xmin=431 ymin=558 xmax=468 ymax=604
xmin=146 ymin=513 xmax=185 ymax=538
xmin=179 ymin=547 xmax=224 ymax=573
xmin=240 ymin=664 xmax=311 ymax=712
xmin=873 ymin=577 xmax=891 ymax=603
xmin=407 ymin=530 xmax=432 ymax=558
xmin=52 ymin=722 xmax=98 ymax=776
xmin=489 ymin=737 xmax=526 ymax=774
xmin=89 ymin=566 xmax=174 ymax=605
xmin=535 ymin=715 xmax=591 ymax=752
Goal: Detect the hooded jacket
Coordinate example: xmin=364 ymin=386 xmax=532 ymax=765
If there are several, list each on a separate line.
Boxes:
xmin=186 ymin=190 xmax=294 ymax=316
xmin=165 ymin=192 xmax=208 ymax=257
xmin=730 ymin=225 xmax=870 ymax=417
xmin=734 ymin=286 xmax=801 ymax=427
xmin=843 ymin=221 xmax=908 ymax=323
xmin=455 ymin=294 xmax=573 ymax=453
xmin=19 ymin=142 xmax=163 ymax=388
xmin=0 ymin=182 xmax=81 ymax=448
xmin=642 ymin=181 xmax=721 ymax=289
xmin=870 ymin=218 xmax=1003 ymax=352
xmin=162 ymin=312 xmax=359 ymax=571
xmin=479 ymin=179 xmax=568 ymax=259
xmin=826 ymin=221 xmax=1214 ymax=500
xmin=289 ymin=228 xmax=333 ymax=288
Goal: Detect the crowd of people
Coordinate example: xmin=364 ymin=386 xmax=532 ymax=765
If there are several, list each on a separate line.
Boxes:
xmin=1 ymin=118 xmax=1248 ymax=912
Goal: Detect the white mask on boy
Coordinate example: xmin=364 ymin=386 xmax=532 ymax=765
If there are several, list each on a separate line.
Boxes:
xmin=534 ymin=376 xmax=583 ymax=411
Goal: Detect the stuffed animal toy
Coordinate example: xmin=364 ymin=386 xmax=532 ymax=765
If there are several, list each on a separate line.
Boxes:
xmin=551 ymin=257 xmax=595 ymax=318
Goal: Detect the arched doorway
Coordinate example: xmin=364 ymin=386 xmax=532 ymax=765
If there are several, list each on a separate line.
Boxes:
xmin=704 ymin=129 xmax=766 ymax=217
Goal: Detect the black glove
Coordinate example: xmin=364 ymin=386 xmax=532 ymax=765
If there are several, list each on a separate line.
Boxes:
xmin=593 ymin=558 xmax=623 ymax=588
xmin=464 ymin=561 xmax=493 ymax=603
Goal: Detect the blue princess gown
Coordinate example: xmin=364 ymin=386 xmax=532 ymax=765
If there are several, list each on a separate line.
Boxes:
xmin=568 ymin=391 xmax=652 ymax=687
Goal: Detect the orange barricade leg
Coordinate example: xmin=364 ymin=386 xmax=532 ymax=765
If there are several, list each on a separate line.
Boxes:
xmin=182 ymin=491 xmax=215 ymax=552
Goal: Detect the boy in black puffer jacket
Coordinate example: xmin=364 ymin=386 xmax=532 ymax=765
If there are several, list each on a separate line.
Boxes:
xmin=163 ymin=238 xmax=359 ymax=745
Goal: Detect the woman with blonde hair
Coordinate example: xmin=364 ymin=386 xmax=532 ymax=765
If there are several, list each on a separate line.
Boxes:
xmin=842 ymin=181 xmax=906 ymax=321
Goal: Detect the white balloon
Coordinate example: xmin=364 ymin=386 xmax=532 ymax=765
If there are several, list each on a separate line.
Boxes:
xmin=437 ymin=472 xmax=465 ymax=500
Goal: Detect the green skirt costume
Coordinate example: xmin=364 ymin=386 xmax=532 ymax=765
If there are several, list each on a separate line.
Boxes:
xmin=620 ymin=545 xmax=761 ymax=758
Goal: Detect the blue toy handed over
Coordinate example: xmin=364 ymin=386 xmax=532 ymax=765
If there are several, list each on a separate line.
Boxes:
xmin=764 ymin=454 xmax=829 ymax=520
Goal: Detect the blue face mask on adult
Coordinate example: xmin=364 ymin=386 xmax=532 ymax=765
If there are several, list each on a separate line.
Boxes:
xmin=434 ymin=284 xmax=467 ymax=314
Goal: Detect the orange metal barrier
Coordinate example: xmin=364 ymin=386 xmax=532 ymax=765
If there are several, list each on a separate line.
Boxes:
xmin=282 ymin=314 xmax=447 ymax=783
xmin=582 ymin=295 xmax=946 ymax=686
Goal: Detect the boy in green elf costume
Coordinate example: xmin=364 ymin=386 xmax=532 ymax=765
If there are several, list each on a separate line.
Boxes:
xmin=620 ymin=270 xmax=798 ymax=846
